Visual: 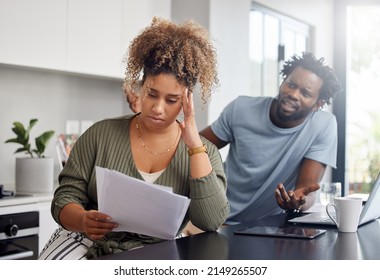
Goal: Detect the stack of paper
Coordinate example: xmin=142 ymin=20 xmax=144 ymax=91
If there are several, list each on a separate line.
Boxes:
xmin=96 ymin=167 xmax=190 ymax=240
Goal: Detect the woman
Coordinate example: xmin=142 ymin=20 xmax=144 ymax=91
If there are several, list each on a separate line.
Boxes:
xmin=39 ymin=17 xmax=229 ymax=260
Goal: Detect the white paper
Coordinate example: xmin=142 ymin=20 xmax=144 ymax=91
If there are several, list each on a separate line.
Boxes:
xmin=95 ymin=166 xmax=190 ymax=240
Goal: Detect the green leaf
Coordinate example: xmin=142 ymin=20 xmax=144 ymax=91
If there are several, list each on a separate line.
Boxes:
xmin=5 ymin=119 xmax=53 ymax=158
xmin=15 ymin=147 xmax=29 ymax=154
xmin=12 ymin=122 xmax=26 ymax=137
xmin=35 ymin=130 xmax=55 ymax=157
xmin=27 ymin=119 xmax=38 ymax=133
xmin=8 ymin=122 xmax=29 ymax=145
xmin=4 ymin=138 xmax=19 ymax=144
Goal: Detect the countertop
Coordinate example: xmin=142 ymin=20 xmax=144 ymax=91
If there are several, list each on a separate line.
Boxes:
xmin=0 ymin=191 xmax=54 ymax=217
xmin=0 ymin=192 xmax=53 ymax=208
xmin=0 ymin=182 xmax=54 ymax=209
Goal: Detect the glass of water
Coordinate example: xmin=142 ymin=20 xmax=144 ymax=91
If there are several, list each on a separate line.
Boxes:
xmin=320 ymin=182 xmax=342 ymax=205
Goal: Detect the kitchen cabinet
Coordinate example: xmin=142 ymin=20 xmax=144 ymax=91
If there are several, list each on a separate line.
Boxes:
xmin=121 ymin=0 xmax=172 ymax=50
xmin=66 ymin=0 xmax=124 ymax=78
xmin=0 ymin=0 xmax=67 ymax=71
xmin=38 ymin=200 xmax=58 ymax=254
xmin=0 ymin=0 xmax=171 ymax=79
xmin=66 ymin=0 xmax=171 ymax=78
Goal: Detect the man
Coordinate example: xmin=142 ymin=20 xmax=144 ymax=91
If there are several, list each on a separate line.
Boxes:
xmin=200 ymin=52 xmax=342 ymax=224
xmin=124 ymin=80 xmax=142 ymax=113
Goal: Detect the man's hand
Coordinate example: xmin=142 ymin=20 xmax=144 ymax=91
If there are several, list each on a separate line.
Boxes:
xmin=275 ymin=183 xmax=320 ymax=211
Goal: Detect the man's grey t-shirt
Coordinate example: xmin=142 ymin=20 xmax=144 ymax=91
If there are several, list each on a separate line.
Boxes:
xmin=211 ymin=96 xmax=337 ymax=224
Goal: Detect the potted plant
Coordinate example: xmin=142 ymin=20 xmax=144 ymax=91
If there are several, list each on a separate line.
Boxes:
xmin=5 ymin=119 xmax=55 ymax=193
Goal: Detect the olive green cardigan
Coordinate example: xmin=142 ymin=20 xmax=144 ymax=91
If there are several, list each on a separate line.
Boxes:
xmin=51 ymin=114 xmax=229 ymax=258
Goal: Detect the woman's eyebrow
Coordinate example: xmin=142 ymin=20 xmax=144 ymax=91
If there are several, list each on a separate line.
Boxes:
xmin=168 ymin=93 xmax=182 ymax=98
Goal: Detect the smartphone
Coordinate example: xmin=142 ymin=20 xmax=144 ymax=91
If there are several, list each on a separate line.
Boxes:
xmin=234 ymin=226 xmax=326 ymax=239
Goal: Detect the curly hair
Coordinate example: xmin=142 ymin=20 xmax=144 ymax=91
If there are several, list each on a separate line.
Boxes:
xmin=123 ymin=17 xmax=219 ymax=104
xmin=280 ymin=52 xmax=342 ymax=105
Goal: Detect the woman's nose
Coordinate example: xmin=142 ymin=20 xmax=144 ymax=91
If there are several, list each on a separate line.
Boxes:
xmin=152 ymin=99 xmax=164 ymax=114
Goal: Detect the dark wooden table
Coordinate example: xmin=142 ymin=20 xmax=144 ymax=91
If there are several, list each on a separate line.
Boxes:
xmin=97 ymin=213 xmax=380 ymax=260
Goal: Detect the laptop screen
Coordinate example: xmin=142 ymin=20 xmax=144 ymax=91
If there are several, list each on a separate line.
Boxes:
xmin=359 ymin=172 xmax=380 ymax=225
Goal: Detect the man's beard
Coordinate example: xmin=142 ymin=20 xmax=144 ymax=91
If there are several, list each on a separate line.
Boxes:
xmin=275 ymin=98 xmax=313 ymax=123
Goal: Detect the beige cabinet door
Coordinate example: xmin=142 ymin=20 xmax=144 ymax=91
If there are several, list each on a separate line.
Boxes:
xmin=0 ymin=0 xmax=66 ymax=70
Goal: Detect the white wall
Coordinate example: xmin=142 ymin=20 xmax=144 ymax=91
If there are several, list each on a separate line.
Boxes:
xmin=209 ymin=0 xmax=252 ymax=124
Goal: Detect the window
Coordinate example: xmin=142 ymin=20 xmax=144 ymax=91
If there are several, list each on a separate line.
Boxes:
xmin=333 ymin=0 xmax=380 ymax=195
xmin=249 ymin=2 xmax=312 ymax=97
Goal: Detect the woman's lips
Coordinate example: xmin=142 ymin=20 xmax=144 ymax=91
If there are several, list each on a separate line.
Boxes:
xmin=148 ymin=116 xmax=165 ymax=123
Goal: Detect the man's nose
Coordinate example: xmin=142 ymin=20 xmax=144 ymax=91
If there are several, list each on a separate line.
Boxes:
xmin=287 ymin=88 xmax=301 ymax=99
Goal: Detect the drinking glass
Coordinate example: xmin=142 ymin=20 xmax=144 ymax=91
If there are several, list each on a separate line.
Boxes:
xmin=320 ymin=182 xmax=342 ymax=205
